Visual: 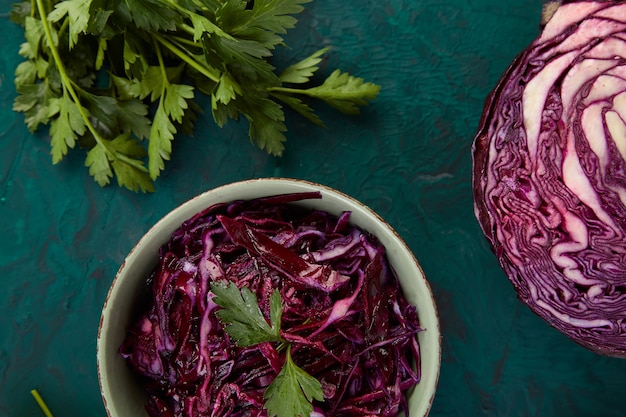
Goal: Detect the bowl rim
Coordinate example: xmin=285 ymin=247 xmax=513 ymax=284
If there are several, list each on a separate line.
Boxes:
xmin=97 ymin=177 xmax=442 ymax=417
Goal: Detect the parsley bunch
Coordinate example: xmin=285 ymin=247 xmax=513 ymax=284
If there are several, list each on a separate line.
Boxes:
xmin=10 ymin=0 xmax=380 ymax=192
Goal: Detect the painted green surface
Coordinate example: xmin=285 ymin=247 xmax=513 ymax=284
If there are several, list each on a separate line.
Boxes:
xmin=1 ymin=1 xmax=626 ymax=416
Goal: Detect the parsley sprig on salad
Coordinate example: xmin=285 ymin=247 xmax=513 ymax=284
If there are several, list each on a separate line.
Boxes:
xmin=211 ymin=281 xmax=324 ymax=417
xmin=10 ymin=0 xmax=380 ymax=192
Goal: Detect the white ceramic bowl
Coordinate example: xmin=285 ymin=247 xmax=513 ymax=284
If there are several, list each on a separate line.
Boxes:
xmin=97 ymin=178 xmax=441 ymax=417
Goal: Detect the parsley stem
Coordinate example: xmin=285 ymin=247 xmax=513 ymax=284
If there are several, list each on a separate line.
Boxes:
xmin=268 ymin=86 xmax=321 ymax=98
xmin=177 ymin=22 xmax=198 ymax=38
xmin=57 ymin=15 xmax=69 ymax=38
xmin=34 ymin=0 xmax=84 ymax=116
xmin=30 ymin=390 xmax=54 ymax=417
xmin=268 ymin=85 xmax=363 ymax=100
xmin=33 ymin=0 xmax=113 ymax=154
xmin=152 ymin=33 xmax=221 ymax=83
xmin=153 ymin=37 xmax=170 ymax=89
xmin=117 ymin=153 xmax=150 ymax=172
xmin=167 ymin=34 xmax=201 ymax=49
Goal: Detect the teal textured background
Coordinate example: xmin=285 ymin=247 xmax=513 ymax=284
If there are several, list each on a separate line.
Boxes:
xmin=2 ymin=0 xmax=626 ymax=416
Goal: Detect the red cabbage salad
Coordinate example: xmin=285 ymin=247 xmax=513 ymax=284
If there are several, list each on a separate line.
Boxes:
xmin=120 ymin=192 xmax=423 ymax=417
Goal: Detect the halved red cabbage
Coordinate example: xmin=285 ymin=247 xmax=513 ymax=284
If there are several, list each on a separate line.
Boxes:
xmin=120 ymin=192 xmax=422 ymax=416
xmin=473 ymin=1 xmax=626 ymax=357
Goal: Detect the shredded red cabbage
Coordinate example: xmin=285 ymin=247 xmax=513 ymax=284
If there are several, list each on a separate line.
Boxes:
xmin=120 ymin=192 xmax=422 ymax=417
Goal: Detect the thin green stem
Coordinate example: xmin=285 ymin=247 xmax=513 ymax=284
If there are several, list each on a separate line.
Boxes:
xmin=166 ymin=34 xmax=201 ymax=49
xmin=57 ymin=15 xmax=69 ymax=38
xmin=267 ymin=86 xmax=307 ymax=95
xmin=160 ymin=0 xmax=233 ymax=39
xmin=177 ymin=22 xmax=196 ymax=37
xmin=152 ymin=33 xmax=221 ymax=83
xmin=153 ymin=37 xmax=169 ymax=89
xmin=34 ymin=0 xmax=112 ymax=153
xmin=117 ymin=153 xmax=150 ymax=172
xmin=31 ymin=390 xmax=54 ymax=417
xmin=268 ymin=85 xmax=371 ymax=101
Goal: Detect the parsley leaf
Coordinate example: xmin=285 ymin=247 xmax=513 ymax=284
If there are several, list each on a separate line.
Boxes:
xmin=48 ymin=95 xmax=85 ymax=163
xmin=242 ymin=95 xmax=288 ymax=156
xmin=14 ymin=82 xmax=53 ymax=132
xmin=85 ymin=142 xmax=113 ymax=187
xmin=164 ymin=84 xmax=195 ymax=124
xmin=269 ymin=93 xmax=324 ymax=127
xmin=308 ymin=69 xmax=382 ymax=114
xmin=47 ymin=0 xmax=91 ymax=48
xmin=213 ymin=72 xmax=242 ymax=108
xmin=270 ymin=69 xmax=382 ymax=115
xmin=85 ymin=134 xmax=154 ymax=192
xmin=235 ymin=0 xmax=312 ymax=46
xmin=278 ymin=47 xmax=328 ymax=84
xmin=188 ymin=13 xmax=233 ymax=42
xmin=210 ymin=281 xmax=283 ymax=346
xmin=148 ymin=103 xmax=177 ymax=180
xmin=114 ymin=0 xmax=180 ymax=32
xmin=264 ymin=346 xmax=325 ymax=417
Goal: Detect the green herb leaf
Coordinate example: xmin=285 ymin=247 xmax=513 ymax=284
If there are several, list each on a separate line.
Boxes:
xmin=115 ymin=0 xmax=180 ymax=32
xmin=271 ymin=69 xmax=381 ymax=115
xmin=311 ymin=69 xmax=381 ymax=114
xmin=95 ymin=37 xmax=107 ymax=70
xmin=270 ymin=92 xmax=324 ymax=127
xmin=47 ymin=0 xmax=92 ymax=48
xmin=210 ymin=281 xmax=283 ymax=346
xmin=48 ymin=95 xmax=85 ymax=163
xmin=269 ymin=289 xmax=283 ymax=336
xmin=111 ymin=157 xmax=154 ymax=193
xmin=264 ymin=346 xmax=325 ymax=417
xmin=14 ymin=60 xmax=38 ymax=86
xmin=241 ymin=0 xmax=312 ymax=41
xmin=189 ymin=13 xmax=232 ymax=42
xmin=79 ymin=92 xmax=119 ymax=132
xmin=116 ymin=99 xmax=151 ymax=140
xmin=9 ymin=1 xmax=30 ymax=25
xmin=13 ymin=82 xmax=53 ymax=131
xmin=244 ymin=96 xmax=288 ymax=156
xmin=85 ymin=134 xmax=154 ymax=192
xmin=85 ymin=142 xmax=113 ymax=187
xmin=164 ymin=84 xmax=194 ymax=123
xmin=278 ymin=47 xmax=328 ymax=84
xmin=213 ymin=72 xmax=241 ymax=108
xmin=148 ymin=102 xmax=177 ymax=180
